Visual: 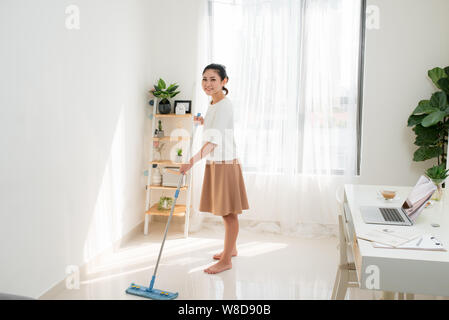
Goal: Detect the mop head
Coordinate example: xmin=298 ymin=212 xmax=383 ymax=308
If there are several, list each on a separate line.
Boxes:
xmin=125 ymin=283 xmax=178 ymax=300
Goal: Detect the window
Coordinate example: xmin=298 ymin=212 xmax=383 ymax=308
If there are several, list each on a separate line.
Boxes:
xmin=207 ymin=0 xmax=365 ymax=176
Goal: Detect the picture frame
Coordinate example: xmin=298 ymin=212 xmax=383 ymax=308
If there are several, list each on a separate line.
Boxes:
xmin=174 ymin=100 xmax=191 ymax=114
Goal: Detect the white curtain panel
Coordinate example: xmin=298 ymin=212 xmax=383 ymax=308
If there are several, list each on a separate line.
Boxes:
xmin=190 ymin=0 xmax=362 ymax=237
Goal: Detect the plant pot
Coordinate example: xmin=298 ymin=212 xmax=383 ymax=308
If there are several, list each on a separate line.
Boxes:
xmin=431 ymin=181 xmax=444 ymax=201
xmin=157 ymin=130 xmax=164 ymax=138
xmin=162 ymin=200 xmax=169 ymax=209
xmin=158 ymin=100 xmax=171 ymax=114
xmin=175 ymin=155 xmax=182 ymax=163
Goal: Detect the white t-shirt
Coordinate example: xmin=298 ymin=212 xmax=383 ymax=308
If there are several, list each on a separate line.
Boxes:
xmin=202 ymin=97 xmax=238 ymax=161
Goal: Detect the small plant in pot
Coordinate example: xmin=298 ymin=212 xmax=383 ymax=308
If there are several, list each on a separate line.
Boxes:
xmin=150 ymin=78 xmax=181 ymax=114
xmin=425 ymin=164 xmax=449 ymax=201
xmin=158 ymin=196 xmax=173 ymax=211
xmin=156 ymin=120 xmax=164 ymax=138
xmin=175 ymin=148 xmax=183 ymax=163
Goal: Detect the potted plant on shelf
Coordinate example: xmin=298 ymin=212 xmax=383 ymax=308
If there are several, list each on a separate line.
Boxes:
xmin=150 ymin=78 xmax=181 ymax=114
xmin=407 ymin=66 xmax=449 ymax=187
xmin=175 ymin=148 xmax=183 ymax=163
xmin=425 ymin=164 xmax=449 ymax=201
xmin=156 ymin=120 xmax=164 ymax=138
xmin=158 ymin=196 xmax=173 ymax=211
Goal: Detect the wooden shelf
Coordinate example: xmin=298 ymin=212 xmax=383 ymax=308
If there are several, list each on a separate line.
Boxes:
xmin=150 ymin=160 xmax=183 ymax=166
xmin=152 ymin=136 xmax=190 ymax=141
xmin=146 ymin=204 xmax=186 ymax=216
xmin=149 ymin=185 xmax=188 ymax=190
xmin=155 ymin=114 xmax=193 ymax=118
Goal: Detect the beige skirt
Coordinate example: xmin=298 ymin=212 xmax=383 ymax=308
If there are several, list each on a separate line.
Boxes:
xmin=199 ymin=159 xmax=249 ymax=216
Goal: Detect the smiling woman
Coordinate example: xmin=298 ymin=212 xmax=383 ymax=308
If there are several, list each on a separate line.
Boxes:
xmin=180 ymin=63 xmax=249 ymax=274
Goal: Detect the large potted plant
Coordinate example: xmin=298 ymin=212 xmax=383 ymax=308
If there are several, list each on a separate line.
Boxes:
xmin=407 ymin=66 xmax=449 ymax=178
xmin=150 ymin=78 xmax=181 ymax=114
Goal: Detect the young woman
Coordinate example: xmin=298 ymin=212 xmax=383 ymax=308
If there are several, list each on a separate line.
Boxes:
xmin=179 ymin=63 xmax=249 ymax=274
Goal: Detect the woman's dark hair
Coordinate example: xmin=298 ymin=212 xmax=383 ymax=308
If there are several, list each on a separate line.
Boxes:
xmin=202 ymin=63 xmax=229 ymax=95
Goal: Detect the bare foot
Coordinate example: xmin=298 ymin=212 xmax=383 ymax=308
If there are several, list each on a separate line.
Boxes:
xmin=213 ymin=249 xmax=238 ymax=260
xmin=204 ymin=260 xmax=232 ymax=274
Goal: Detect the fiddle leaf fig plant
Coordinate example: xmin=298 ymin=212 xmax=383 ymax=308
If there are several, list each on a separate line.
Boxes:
xmin=150 ymin=78 xmax=180 ymax=104
xmin=407 ymin=67 xmax=449 ymax=166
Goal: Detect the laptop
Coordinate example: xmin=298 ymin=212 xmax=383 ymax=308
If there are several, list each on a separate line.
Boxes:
xmin=360 ymin=175 xmax=437 ymax=226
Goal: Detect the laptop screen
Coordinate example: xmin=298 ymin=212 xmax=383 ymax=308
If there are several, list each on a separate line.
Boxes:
xmin=401 ymin=175 xmax=437 ymax=221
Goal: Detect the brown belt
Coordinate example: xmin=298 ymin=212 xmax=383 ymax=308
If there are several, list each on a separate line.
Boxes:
xmin=206 ymin=159 xmax=240 ymax=165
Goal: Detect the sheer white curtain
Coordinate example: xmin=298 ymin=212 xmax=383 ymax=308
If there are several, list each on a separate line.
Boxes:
xmin=190 ymin=0 xmax=362 ymax=237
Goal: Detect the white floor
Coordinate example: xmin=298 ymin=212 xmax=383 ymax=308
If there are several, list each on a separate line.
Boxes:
xmin=41 ymin=221 xmax=447 ymax=300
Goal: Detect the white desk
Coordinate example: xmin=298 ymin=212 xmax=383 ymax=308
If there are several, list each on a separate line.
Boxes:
xmin=343 ymin=184 xmax=449 ymax=297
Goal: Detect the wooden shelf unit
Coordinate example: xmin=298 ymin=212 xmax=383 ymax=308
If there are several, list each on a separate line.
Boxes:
xmin=144 ymin=98 xmax=194 ymax=237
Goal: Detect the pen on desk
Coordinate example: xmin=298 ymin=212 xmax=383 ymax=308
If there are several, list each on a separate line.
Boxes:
xmin=416 ymin=237 xmax=423 ymax=247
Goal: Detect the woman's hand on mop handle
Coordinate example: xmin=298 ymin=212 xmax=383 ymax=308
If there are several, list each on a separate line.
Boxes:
xmin=194 ymin=113 xmax=204 ymax=125
xmin=179 ymin=162 xmax=193 ymax=175
xmin=179 ymin=142 xmax=217 ymax=175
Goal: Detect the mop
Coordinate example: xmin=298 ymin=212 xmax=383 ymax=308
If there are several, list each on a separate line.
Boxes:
xmin=126 ymin=113 xmax=201 ymax=300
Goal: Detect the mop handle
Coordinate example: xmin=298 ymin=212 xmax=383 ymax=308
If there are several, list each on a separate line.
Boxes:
xmin=150 ymin=113 xmax=201 ymax=290
xmin=150 ymin=173 xmax=184 ymax=288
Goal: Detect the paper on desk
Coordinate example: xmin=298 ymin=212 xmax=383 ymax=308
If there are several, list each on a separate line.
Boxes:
xmin=372 ymin=234 xmax=446 ymax=251
xmin=357 ymin=228 xmax=424 ymax=247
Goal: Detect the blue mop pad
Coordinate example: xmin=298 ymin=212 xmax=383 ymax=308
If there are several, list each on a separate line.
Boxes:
xmin=126 ymin=278 xmax=178 ymax=300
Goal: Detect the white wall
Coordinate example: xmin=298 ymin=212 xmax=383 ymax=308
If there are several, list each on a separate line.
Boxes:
xmin=0 ymin=0 xmax=151 ymax=298
xmin=360 ymin=0 xmax=449 ymax=186
xmin=2 ymin=0 xmax=448 ymax=299
xmin=146 ymin=0 xmax=204 ymax=109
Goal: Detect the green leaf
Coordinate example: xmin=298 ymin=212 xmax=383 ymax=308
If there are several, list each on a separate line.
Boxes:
xmin=154 ymin=85 xmax=161 ymax=91
xmin=158 ymin=78 xmax=167 ymax=90
xmin=421 ymin=110 xmax=447 ymax=127
xmin=408 ymin=114 xmax=427 ymax=127
xmin=167 ymin=84 xmax=179 ymax=93
xmin=413 ymin=124 xmax=441 ymax=146
xmin=412 ymin=100 xmax=438 ymax=115
xmin=438 ymin=78 xmax=449 ymax=95
xmin=170 ymin=91 xmax=180 ymax=98
xmin=428 ymin=67 xmax=447 ymax=89
xmin=430 ymin=92 xmax=448 ymax=110
xmin=413 ymin=146 xmax=443 ymax=162
xmin=444 ymin=66 xmax=449 ymax=77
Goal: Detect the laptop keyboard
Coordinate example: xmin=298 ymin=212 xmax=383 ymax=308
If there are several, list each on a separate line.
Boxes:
xmin=379 ymin=208 xmax=405 ymax=222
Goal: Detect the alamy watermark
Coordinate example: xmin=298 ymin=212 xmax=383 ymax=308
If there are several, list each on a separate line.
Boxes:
xmin=366 ymin=5 xmax=380 ymax=30
xmin=65 ymin=265 xmax=80 ymax=290
xmin=65 ymin=5 xmax=80 ymax=30
xmin=365 ymin=264 xmax=380 ymax=290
